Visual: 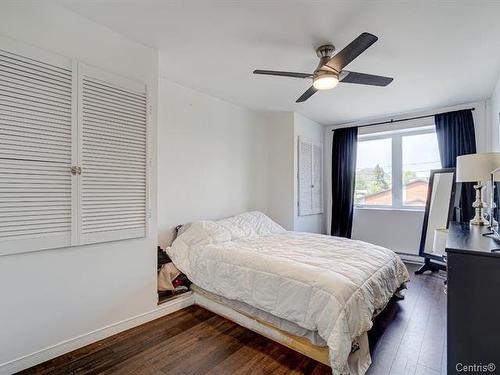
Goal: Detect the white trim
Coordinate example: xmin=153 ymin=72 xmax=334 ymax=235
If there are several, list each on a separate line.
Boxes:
xmin=392 ymin=134 xmax=403 ymax=207
xmin=354 ymin=206 xmax=425 ymax=212
xmin=0 ymin=293 xmax=194 ymax=375
xmin=71 ymin=59 xmax=80 ymax=246
xmin=397 ymin=253 xmax=424 ymax=264
xmin=145 ymin=84 xmax=151 ymax=236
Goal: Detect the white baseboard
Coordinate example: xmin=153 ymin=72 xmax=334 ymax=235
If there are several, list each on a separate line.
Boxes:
xmin=0 ymin=292 xmax=194 ymax=375
xmin=397 ymin=253 xmax=424 ymax=264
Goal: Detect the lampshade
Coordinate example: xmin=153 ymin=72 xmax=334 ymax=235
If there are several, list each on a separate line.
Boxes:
xmin=456 ymin=153 xmax=500 ymax=182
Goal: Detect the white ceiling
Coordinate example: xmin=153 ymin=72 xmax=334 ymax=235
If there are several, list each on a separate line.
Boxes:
xmin=56 ymin=0 xmax=500 ymax=125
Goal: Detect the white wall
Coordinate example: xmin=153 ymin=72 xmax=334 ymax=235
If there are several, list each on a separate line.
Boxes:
xmin=262 ymin=112 xmax=295 ymax=230
xmin=325 ymin=101 xmax=489 ymax=255
xmin=156 ymin=90 xmax=317 ymax=238
xmin=293 ymin=113 xmax=324 ymax=233
xmin=157 ymin=78 xmax=273 ymax=245
xmin=489 ymin=74 xmax=500 ymax=152
xmin=245 ymin=111 xmax=324 ymax=233
xmin=157 ymin=91 xmax=326 ymax=240
xmin=0 ymin=1 xmax=159 ymax=369
xmin=352 ymin=209 xmax=424 ymax=255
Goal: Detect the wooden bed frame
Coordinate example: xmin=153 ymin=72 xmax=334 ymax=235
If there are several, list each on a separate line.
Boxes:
xmin=192 ymin=287 xmax=402 ymax=369
xmin=193 ymin=291 xmax=331 ymax=366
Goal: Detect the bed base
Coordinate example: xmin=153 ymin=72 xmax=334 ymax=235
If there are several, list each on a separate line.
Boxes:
xmin=193 ymin=292 xmax=331 ymax=366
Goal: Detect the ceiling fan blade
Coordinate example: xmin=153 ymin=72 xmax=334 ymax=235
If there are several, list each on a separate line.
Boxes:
xmin=324 ymin=32 xmax=378 ymax=72
xmin=253 ymin=70 xmax=312 ymax=79
xmin=340 ymin=71 xmax=393 ymax=86
xmin=296 ymin=86 xmax=318 ymax=103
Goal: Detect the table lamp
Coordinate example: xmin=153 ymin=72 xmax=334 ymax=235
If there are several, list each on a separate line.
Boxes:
xmin=456 ymin=153 xmax=500 ymax=225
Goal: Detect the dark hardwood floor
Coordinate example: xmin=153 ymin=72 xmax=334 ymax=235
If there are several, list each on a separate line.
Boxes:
xmin=366 ymin=264 xmax=447 ymax=375
xmin=20 ymin=263 xmax=446 ymax=375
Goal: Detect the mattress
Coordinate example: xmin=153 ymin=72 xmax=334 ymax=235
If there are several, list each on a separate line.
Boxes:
xmin=167 ymin=211 xmax=409 ymax=374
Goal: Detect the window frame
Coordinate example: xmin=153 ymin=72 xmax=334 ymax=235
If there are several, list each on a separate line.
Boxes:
xmin=355 ymin=125 xmax=440 ymax=211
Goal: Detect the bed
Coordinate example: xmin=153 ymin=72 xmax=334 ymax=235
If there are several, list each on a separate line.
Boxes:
xmin=166 ymin=211 xmax=409 ymax=375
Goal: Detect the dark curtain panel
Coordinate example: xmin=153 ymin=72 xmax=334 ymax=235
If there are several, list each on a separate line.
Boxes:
xmin=435 ymin=109 xmax=477 ymax=222
xmin=331 ymin=127 xmax=358 ymax=238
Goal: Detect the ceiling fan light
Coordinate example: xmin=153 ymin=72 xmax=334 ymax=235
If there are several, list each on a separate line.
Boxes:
xmin=313 ymin=75 xmax=339 ymax=90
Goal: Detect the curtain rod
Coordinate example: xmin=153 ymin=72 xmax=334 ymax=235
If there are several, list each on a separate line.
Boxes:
xmin=331 ymin=107 xmax=475 ymax=130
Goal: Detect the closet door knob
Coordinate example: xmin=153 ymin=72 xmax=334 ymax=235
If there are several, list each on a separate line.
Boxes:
xmin=70 ymin=166 xmax=82 ymax=175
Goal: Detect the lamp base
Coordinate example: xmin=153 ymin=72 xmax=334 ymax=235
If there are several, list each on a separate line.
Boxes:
xmin=470 ymin=182 xmax=489 ymax=226
xmin=470 ymin=217 xmax=490 ymax=226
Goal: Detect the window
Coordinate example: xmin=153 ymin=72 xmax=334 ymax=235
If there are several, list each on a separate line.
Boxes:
xmin=0 ymin=37 xmax=148 ymax=256
xmin=354 ymin=126 xmax=441 ymax=209
xmin=355 ymin=138 xmax=392 ymax=206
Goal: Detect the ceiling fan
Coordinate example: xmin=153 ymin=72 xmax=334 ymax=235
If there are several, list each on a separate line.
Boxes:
xmin=253 ymin=32 xmax=393 ymax=103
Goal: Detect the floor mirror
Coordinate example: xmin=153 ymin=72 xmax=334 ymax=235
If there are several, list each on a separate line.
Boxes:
xmin=415 ymin=168 xmax=456 ymax=274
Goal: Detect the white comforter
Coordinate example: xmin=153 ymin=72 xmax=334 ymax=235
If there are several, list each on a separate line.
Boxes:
xmin=167 ymin=211 xmax=409 ymax=374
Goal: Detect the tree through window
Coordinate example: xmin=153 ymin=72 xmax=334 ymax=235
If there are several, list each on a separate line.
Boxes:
xmin=354 ymin=126 xmax=442 ymax=208
xmin=355 ymin=138 xmax=392 ymax=206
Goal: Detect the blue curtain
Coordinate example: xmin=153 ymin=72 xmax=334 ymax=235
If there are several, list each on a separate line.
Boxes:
xmin=331 ymin=127 xmax=358 ymax=238
xmin=435 ymin=109 xmax=476 ymax=222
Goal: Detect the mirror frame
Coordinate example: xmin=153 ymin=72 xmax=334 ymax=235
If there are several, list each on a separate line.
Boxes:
xmin=419 ymin=168 xmax=456 ymax=260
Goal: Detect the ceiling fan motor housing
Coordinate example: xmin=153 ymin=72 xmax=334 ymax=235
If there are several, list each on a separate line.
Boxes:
xmin=316 ymin=44 xmax=335 ymax=59
xmin=315 ymin=44 xmax=339 ymax=76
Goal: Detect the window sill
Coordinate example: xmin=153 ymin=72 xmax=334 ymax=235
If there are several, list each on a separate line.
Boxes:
xmin=354 ymin=206 xmax=425 ymax=213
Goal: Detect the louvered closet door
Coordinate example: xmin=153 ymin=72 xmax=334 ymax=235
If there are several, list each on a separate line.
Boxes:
xmin=311 ymin=143 xmax=323 ymax=214
xmin=298 ymin=138 xmax=313 ymax=215
xmin=0 ymin=38 xmax=74 ymax=255
xmin=298 ymin=137 xmax=323 ymax=216
xmin=79 ymin=65 xmax=147 ymax=245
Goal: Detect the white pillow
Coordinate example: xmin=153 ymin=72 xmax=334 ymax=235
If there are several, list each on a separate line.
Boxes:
xmin=167 ymin=220 xmax=231 ymax=274
xmin=166 ymin=211 xmax=285 ymax=274
xmin=215 ymin=211 xmax=285 ymax=240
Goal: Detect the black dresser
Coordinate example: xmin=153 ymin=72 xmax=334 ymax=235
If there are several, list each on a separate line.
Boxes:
xmin=446 ymin=222 xmax=500 ymax=374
